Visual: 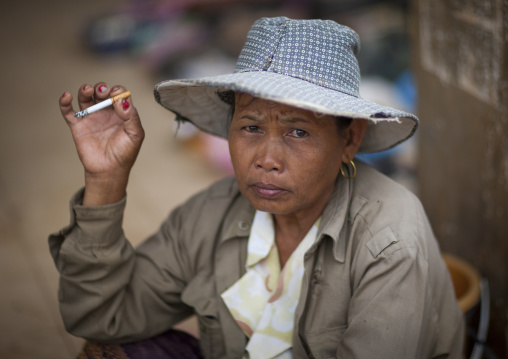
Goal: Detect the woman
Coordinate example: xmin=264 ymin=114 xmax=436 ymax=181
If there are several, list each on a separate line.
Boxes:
xmin=51 ymin=17 xmax=464 ymax=358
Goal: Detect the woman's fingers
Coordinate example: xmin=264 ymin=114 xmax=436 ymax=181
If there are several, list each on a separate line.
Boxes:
xmin=112 ymin=86 xmax=134 ymax=123
xmin=77 ymin=82 xmax=114 ymax=111
xmin=93 ymin=82 xmax=111 ymax=101
xmin=60 ymin=82 xmax=143 ymax=143
xmin=109 ymin=85 xmax=126 ymax=97
xmin=110 ymin=85 xmax=129 ymax=119
xmin=60 ymin=82 xmax=105 ymax=124
xmin=59 ymin=91 xmax=78 ymax=125
xmin=111 ymin=86 xmax=145 ymax=144
xmin=77 ymin=84 xmax=96 ymax=111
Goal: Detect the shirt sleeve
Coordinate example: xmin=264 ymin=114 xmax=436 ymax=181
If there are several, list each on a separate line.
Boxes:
xmin=48 ymin=188 xmax=194 ymax=344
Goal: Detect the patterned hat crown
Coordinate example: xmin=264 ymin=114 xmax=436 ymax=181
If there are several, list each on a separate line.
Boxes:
xmin=235 ymin=17 xmax=361 ymax=97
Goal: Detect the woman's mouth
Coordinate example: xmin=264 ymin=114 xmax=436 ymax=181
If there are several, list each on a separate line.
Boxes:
xmin=251 ymin=182 xmax=287 ymax=199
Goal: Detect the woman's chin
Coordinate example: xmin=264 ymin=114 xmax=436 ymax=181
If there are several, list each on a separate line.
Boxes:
xmin=247 ymin=196 xmax=295 ymax=216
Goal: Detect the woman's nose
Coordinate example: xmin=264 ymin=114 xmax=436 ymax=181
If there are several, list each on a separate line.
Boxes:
xmin=254 ymin=138 xmax=284 ymax=172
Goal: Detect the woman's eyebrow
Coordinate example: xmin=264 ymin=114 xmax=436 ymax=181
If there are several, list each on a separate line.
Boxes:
xmin=235 ymin=110 xmax=267 ymax=121
xmin=235 ymin=115 xmax=266 ymax=124
xmin=278 ymin=115 xmax=312 ymax=125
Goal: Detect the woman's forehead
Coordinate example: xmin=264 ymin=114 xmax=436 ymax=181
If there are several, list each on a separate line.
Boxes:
xmin=234 ymin=93 xmax=328 ymax=121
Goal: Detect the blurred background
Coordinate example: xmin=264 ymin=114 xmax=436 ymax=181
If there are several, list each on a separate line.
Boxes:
xmin=0 ymin=0 xmax=506 ymax=358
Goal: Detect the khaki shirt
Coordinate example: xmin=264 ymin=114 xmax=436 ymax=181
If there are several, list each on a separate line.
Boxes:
xmin=49 ymin=162 xmax=464 ymax=358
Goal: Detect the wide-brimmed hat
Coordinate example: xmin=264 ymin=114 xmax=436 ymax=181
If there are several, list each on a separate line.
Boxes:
xmin=154 ymin=16 xmax=418 ymax=153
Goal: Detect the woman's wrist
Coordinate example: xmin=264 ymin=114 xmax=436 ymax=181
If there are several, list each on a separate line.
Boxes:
xmin=83 ymin=171 xmax=129 ymax=206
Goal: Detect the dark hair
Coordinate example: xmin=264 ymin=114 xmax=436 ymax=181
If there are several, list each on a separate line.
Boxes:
xmin=220 ymin=90 xmax=352 ymax=135
xmin=220 ymin=90 xmax=235 ymax=134
xmin=334 ymin=116 xmax=353 ymax=133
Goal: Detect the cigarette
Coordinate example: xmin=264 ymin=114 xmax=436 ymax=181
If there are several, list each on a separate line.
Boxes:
xmin=74 ymin=91 xmax=131 ymax=118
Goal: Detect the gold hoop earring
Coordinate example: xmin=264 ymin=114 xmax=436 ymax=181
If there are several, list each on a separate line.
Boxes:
xmin=340 ymin=160 xmax=357 ymax=179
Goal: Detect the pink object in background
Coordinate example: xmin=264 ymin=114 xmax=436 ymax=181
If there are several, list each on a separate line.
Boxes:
xmin=202 ymin=135 xmax=234 ymax=175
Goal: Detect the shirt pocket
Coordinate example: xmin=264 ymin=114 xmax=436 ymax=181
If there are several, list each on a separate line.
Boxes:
xmin=305 ymin=325 xmax=347 ymax=359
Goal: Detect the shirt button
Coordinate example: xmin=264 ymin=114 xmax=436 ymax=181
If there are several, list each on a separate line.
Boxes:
xmin=238 ymin=221 xmax=250 ymax=230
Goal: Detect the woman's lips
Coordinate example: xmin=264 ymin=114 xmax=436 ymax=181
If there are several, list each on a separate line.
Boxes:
xmin=251 ymin=182 xmax=288 ymax=199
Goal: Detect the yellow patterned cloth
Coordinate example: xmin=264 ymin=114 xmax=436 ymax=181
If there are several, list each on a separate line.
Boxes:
xmin=221 ymin=211 xmax=320 ymax=359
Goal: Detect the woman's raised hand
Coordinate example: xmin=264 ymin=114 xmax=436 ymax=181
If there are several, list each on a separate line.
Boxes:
xmin=60 ymin=83 xmax=145 ymax=206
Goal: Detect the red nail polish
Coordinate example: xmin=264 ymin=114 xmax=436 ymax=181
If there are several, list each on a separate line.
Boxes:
xmin=122 ymin=99 xmax=130 ymax=110
xmin=98 ymin=85 xmax=107 ymax=93
xmin=61 ymin=92 xmax=67 ymax=98
xmin=82 ymin=85 xmax=88 ymax=90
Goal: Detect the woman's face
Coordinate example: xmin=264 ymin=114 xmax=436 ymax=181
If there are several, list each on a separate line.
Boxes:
xmin=229 ymin=93 xmax=355 ymax=218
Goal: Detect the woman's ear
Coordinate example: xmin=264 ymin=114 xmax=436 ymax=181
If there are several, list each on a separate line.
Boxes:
xmin=341 ymin=119 xmax=367 ymax=163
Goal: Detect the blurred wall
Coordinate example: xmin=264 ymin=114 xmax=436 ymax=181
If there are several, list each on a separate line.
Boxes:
xmin=410 ymin=0 xmax=508 ymax=356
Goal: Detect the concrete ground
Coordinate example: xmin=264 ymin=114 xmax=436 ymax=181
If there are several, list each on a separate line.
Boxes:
xmin=0 ymin=1 xmax=224 ymax=357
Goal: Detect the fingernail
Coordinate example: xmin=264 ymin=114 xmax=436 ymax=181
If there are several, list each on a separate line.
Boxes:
xmin=61 ymin=92 xmax=67 ymax=98
xmin=122 ymin=99 xmax=130 ymax=110
xmin=98 ymin=85 xmax=108 ymax=93
xmin=82 ymin=85 xmax=89 ymax=90
xmin=111 ymin=86 xmax=119 ymax=92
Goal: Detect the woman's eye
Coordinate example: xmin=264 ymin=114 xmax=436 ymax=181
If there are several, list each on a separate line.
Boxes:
xmin=245 ymin=125 xmax=260 ymax=132
xmin=290 ymin=129 xmax=308 ymax=138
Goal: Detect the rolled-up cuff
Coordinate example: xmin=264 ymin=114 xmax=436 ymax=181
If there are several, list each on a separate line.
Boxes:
xmin=48 ymin=187 xmax=127 ymax=266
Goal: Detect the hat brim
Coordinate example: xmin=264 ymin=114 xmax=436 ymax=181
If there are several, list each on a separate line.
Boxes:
xmin=154 ymin=71 xmax=418 ymax=153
